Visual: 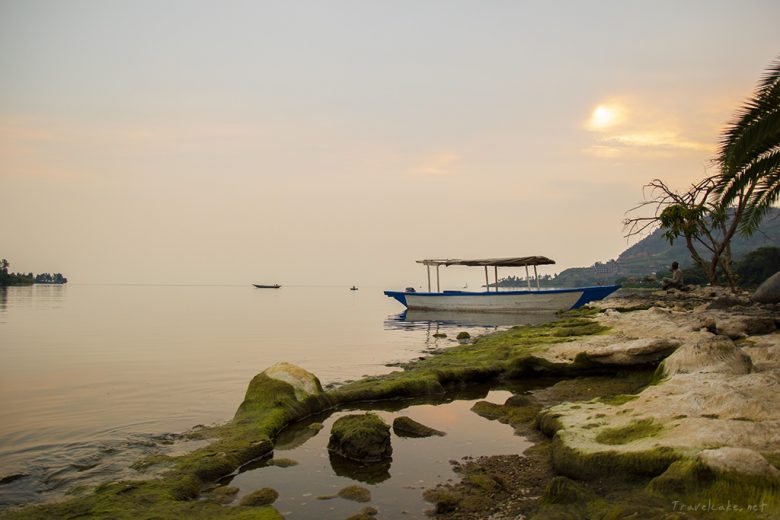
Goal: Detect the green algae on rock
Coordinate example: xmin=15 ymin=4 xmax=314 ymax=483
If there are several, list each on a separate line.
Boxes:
xmin=392 ymin=416 xmax=446 ymax=437
xmin=268 ymin=457 xmax=298 ymax=467
xmin=2 ymin=314 xmax=618 ymax=519
xmin=238 ymin=487 xmax=279 ymax=507
xmin=205 ymin=485 xmax=240 ymax=504
xmin=337 ymin=484 xmax=372 ymax=502
xmin=328 ymin=413 xmax=392 ymax=462
xmin=595 ymin=418 xmax=664 ymax=445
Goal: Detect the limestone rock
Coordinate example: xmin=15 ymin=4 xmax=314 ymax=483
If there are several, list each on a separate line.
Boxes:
xmin=236 ymin=364 xmax=333 ymax=425
xmin=393 ymin=416 xmax=446 ymax=437
xmin=582 ymin=338 xmax=680 ymax=365
xmin=328 ymin=413 xmax=392 ymax=462
xmin=753 ymin=270 xmax=780 ymax=304
xmin=698 ymin=447 xmax=780 ymax=480
xmin=706 ymin=295 xmax=750 ymax=310
xmin=716 ymin=317 xmax=776 ymax=339
xmin=264 ymin=362 xmax=325 ymax=400
xmin=660 ymin=336 xmax=752 ymax=376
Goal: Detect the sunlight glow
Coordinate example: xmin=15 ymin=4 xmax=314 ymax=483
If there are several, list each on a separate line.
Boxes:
xmin=588 ymin=104 xmax=624 ymax=130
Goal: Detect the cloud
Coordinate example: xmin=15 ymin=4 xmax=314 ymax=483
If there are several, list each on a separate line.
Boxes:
xmin=409 ymin=152 xmax=460 ymax=176
xmin=582 ymin=98 xmax=715 ymax=158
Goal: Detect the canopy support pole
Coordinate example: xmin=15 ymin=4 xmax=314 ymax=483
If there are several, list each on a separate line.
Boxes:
xmin=427 ymin=265 xmax=431 ymax=292
xmin=534 ymin=265 xmax=540 ymax=289
xmin=436 ymin=265 xmax=440 ymax=292
xmin=525 ymin=266 xmax=531 ymax=290
xmin=484 ymin=266 xmax=490 ymax=292
xmin=494 ymin=266 xmax=499 ymax=293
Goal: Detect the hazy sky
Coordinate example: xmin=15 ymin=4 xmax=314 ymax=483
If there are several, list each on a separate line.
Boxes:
xmin=1 ymin=1 xmax=778 ymax=286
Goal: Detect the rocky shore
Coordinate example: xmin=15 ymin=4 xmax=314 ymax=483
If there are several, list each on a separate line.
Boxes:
xmin=425 ymin=286 xmax=779 ymax=519
xmin=2 ymin=286 xmax=778 ymax=519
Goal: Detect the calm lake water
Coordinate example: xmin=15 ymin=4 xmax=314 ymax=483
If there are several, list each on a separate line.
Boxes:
xmin=0 ymin=284 xmax=553 ymax=511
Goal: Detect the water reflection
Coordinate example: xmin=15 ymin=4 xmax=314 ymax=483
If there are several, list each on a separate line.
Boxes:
xmin=222 ymin=390 xmax=532 ymax=518
xmin=384 ymin=309 xmax=558 ymax=344
xmin=328 ymin=451 xmax=391 ymax=484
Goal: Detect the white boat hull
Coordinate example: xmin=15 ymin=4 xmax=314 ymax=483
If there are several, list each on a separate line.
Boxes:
xmin=384 ymin=286 xmax=620 ymax=313
xmin=405 ymin=291 xmax=580 ymax=312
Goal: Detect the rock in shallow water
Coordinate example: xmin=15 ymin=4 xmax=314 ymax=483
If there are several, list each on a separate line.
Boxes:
xmin=264 ymin=361 xmax=325 ymax=399
xmin=328 ymin=413 xmax=392 ymax=462
xmin=239 ymin=487 xmax=279 ymax=507
xmin=392 ymin=416 xmax=446 ymax=438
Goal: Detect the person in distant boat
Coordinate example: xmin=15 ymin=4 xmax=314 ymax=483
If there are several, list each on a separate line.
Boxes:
xmin=661 ymin=261 xmax=684 ymax=290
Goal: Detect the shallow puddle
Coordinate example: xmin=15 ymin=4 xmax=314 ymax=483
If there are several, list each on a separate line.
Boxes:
xmin=222 ymin=390 xmax=531 ymax=518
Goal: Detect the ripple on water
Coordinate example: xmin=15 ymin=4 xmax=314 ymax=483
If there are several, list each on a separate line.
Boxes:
xmin=0 ymin=432 xmax=211 ymax=509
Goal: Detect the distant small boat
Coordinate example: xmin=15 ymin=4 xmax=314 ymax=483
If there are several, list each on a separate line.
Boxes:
xmin=350 ymin=286 xmax=358 ymax=291
xmin=253 ymin=284 xmax=281 ymax=289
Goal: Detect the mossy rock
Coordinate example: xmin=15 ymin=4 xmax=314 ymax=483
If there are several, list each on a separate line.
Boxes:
xmin=393 ymin=416 xmax=446 ymax=437
xmin=648 ymin=459 xmax=780 ymax=517
xmin=269 ymin=458 xmax=298 ymax=468
xmin=433 ymin=333 xmax=447 ymax=338
xmin=328 ymin=413 xmax=392 ymax=462
xmin=337 ymin=485 xmax=372 ymax=502
xmin=470 ymin=401 xmax=506 ymax=421
xmin=239 ymin=487 xmax=279 ymax=507
xmin=206 ymin=485 xmax=239 ymax=504
xmin=234 ymin=372 xmax=334 ymax=429
xmin=4 ymin=479 xmax=284 ymax=519
xmin=423 ymin=488 xmax=461 ymax=514
xmin=347 ymin=506 xmax=378 ymax=519
xmin=595 ymin=419 xmax=663 ymax=445
xmin=540 ymin=476 xmax=596 ymax=505
xmin=456 ymin=332 xmax=471 ymax=340
xmin=551 ymin=436 xmax=680 ymax=480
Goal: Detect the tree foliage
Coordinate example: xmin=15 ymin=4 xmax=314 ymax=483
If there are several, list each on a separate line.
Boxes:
xmin=624 ymin=56 xmax=780 ymax=288
xmin=717 ymin=56 xmax=780 ymax=234
xmin=623 ymin=177 xmax=739 ymax=286
xmin=734 ymin=246 xmax=780 ymax=287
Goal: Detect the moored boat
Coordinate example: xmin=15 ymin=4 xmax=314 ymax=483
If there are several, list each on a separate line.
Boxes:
xmin=384 ymin=257 xmax=619 ymax=312
xmin=253 ymin=284 xmax=281 ymax=289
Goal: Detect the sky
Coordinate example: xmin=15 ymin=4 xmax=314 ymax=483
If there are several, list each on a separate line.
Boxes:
xmin=1 ymin=0 xmax=778 ymax=287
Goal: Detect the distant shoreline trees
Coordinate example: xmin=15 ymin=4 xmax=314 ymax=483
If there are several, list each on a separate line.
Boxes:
xmin=0 ymin=258 xmax=67 ymax=286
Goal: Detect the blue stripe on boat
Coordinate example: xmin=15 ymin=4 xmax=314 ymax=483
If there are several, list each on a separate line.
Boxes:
xmin=383 ymin=285 xmax=620 ymax=311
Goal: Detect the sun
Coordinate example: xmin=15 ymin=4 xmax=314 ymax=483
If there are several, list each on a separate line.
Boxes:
xmin=588 ymin=104 xmax=623 ymax=130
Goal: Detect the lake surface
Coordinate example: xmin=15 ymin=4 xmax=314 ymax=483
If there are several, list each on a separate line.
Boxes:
xmin=0 ymin=284 xmax=554 ymax=510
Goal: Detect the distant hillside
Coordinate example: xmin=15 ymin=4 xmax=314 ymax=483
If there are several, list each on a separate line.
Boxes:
xmin=542 ymin=208 xmax=780 ymax=287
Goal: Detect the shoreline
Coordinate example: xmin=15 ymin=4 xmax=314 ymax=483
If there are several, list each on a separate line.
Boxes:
xmin=2 ymin=287 xmax=779 ymax=519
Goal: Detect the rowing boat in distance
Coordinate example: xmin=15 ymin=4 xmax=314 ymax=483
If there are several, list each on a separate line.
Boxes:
xmin=253 ymin=284 xmax=281 ymax=289
xmin=384 ymin=256 xmax=619 ymax=313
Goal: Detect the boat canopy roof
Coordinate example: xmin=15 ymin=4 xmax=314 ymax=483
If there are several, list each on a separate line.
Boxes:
xmin=416 ymin=256 xmax=556 ymax=267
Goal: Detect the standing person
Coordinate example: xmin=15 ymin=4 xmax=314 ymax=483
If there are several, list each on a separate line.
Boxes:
xmin=661 ymin=262 xmax=684 ymax=290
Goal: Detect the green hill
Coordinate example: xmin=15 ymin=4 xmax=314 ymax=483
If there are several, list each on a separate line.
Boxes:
xmin=498 ymin=208 xmax=780 ymax=288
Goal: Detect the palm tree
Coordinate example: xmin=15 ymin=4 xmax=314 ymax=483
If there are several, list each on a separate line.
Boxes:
xmin=717 ymin=56 xmax=780 ymax=235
